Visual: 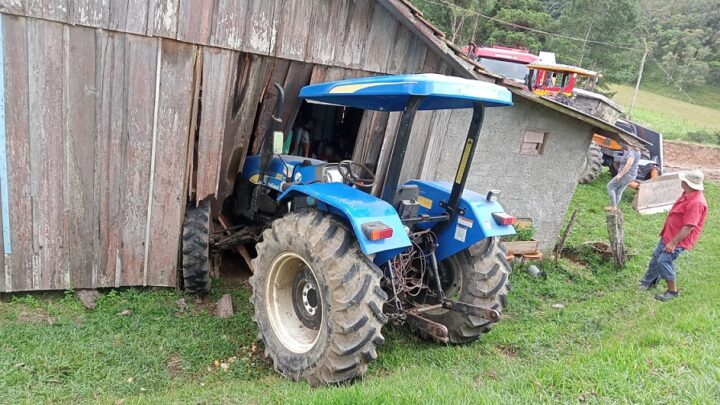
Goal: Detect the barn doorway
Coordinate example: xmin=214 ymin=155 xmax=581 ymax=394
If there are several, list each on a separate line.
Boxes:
xmin=287 ymin=101 xmax=364 ymax=162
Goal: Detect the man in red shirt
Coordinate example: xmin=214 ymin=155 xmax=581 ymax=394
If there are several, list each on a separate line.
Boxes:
xmin=639 ymin=170 xmax=708 ymax=301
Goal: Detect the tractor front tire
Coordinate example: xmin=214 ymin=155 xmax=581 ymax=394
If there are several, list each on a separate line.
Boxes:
xmin=181 ymin=200 xmax=211 ymax=294
xmin=423 ymin=238 xmax=511 ymax=344
xmin=250 ymin=211 xmax=387 ymax=386
xmin=579 ymin=142 xmax=603 ymax=184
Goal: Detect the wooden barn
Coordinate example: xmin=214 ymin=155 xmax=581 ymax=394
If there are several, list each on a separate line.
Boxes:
xmin=0 ymin=0 xmax=645 ymax=293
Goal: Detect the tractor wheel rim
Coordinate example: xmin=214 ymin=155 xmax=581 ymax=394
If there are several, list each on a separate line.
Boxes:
xmin=266 ymin=252 xmax=323 ymax=354
xmin=293 ymin=269 xmax=321 ymax=329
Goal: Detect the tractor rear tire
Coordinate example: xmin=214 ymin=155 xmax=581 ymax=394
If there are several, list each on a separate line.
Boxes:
xmin=579 ymin=142 xmax=603 ymax=184
xmin=423 ymin=238 xmax=511 ymax=344
xmin=250 ymin=211 xmax=388 ymax=386
xmin=181 ymin=200 xmax=211 ymax=294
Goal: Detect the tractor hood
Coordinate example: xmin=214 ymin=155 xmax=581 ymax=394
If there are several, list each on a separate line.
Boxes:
xmin=299 ymin=73 xmax=512 ymax=111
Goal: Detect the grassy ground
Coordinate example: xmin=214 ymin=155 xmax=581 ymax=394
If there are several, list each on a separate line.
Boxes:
xmin=609 ymin=84 xmax=720 ymax=143
xmin=1 ymin=172 xmax=719 ymax=404
xmin=635 ymin=80 xmax=720 ymax=111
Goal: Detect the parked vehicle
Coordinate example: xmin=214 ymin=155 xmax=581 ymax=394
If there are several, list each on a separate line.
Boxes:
xmin=183 ymin=74 xmax=517 ymax=385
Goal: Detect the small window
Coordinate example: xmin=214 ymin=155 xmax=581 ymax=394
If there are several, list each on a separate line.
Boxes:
xmin=519 ymin=131 xmax=548 ymax=155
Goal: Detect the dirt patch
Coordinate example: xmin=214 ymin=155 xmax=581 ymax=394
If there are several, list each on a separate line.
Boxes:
xmin=663 ymin=140 xmax=720 ymax=182
xmin=166 ymin=353 xmax=182 ymax=379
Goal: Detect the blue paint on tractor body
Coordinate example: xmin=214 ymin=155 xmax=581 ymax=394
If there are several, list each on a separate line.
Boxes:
xmin=277 ymin=183 xmax=411 ymax=264
xmin=406 ymin=180 xmax=516 ymax=261
xmin=240 ymin=74 xmax=516 ymax=265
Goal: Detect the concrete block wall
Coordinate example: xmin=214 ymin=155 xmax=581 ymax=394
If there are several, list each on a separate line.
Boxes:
xmin=432 ymin=98 xmax=594 ymax=251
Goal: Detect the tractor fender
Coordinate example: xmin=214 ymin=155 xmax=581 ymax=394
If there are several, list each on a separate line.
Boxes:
xmin=277 ymin=183 xmax=411 ymax=264
xmin=407 ymin=180 xmax=516 ymax=261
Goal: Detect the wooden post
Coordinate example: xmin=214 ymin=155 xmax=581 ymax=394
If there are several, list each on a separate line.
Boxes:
xmin=554 ymin=209 xmax=578 ymax=264
xmin=605 ymin=210 xmax=627 ymax=267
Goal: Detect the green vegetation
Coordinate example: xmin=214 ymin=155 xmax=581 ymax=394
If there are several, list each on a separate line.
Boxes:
xmin=414 ymin=0 xmax=720 ymax=88
xmin=1 ymin=172 xmax=719 ymax=403
xmin=609 ymin=83 xmax=720 ymax=143
xmin=635 ymin=80 xmax=720 ymax=111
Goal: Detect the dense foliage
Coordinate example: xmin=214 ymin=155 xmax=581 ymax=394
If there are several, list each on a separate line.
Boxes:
xmin=412 ymin=0 xmax=720 ymax=88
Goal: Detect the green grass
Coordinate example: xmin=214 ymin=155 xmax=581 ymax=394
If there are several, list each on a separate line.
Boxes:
xmin=609 ymin=84 xmax=720 ymax=142
xmin=636 ymin=80 xmax=720 ymax=111
xmin=1 ymin=172 xmax=719 ymax=404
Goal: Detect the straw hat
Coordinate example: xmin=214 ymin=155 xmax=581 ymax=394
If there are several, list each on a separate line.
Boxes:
xmin=679 ymin=170 xmax=704 ymax=191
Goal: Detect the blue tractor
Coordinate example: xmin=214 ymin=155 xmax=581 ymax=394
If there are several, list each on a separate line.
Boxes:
xmin=200 ymin=74 xmax=517 ymax=385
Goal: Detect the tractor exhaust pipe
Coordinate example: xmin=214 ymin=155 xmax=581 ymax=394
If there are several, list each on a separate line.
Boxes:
xmin=258 ymin=83 xmax=285 ymax=183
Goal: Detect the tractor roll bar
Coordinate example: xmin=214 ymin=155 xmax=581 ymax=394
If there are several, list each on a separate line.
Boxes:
xmin=446 ymin=103 xmax=485 ymax=220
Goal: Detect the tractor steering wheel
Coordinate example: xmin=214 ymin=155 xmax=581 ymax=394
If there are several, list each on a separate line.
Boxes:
xmin=338 ymin=160 xmax=376 ymax=188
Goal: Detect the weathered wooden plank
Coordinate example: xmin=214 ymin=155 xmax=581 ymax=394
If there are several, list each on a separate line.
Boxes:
xmin=364 ymin=2 xmax=396 ymax=73
xmin=149 ymin=0 xmax=179 ymax=38
xmin=210 ymin=0 xmax=246 ymax=50
xmin=119 ymin=35 xmax=157 ymax=286
xmin=2 ymin=15 xmax=31 ymax=291
xmin=353 ymin=111 xmax=390 ymax=171
xmin=419 ymin=109 xmax=452 ymax=180
xmin=338 ymin=0 xmax=373 ymax=69
xmin=146 ymin=39 xmax=195 ymax=287
xmin=250 ymin=58 xmax=290 ymax=154
xmin=275 ymin=0 xmax=312 ymax=61
xmin=184 ymin=49 xmax=201 ymax=200
xmin=323 ymin=66 xmax=346 ymax=83
xmin=306 ymin=0 xmax=345 ymax=65
xmin=215 ymin=54 xmax=270 ymax=207
xmin=403 ymin=31 xmax=428 ymax=73
xmin=108 ymin=0 xmax=149 ymax=35
xmin=27 ymin=19 xmax=65 ymax=290
xmin=386 ymin=23 xmax=411 ymax=74
xmin=242 ymin=0 xmax=280 ymax=56
xmin=94 ymin=31 xmax=127 ymax=288
xmin=372 ymin=111 xmax=401 ymax=196
xmin=309 ymin=64 xmax=327 ymax=84
xmin=70 ymin=0 xmax=109 ymax=29
xmin=176 ymin=0 xmax=214 ymax=45
xmin=280 ymin=61 xmax=313 ymax=135
xmin=0 ymin=0 xmax=25 ymax=15
xmin=65 ymin=25 xmax=97 ymax=288
xmin=26 ymin=0 xmax=68 ymax=22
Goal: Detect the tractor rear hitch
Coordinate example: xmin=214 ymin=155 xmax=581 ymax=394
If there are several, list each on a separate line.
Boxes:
xmin=405 ymin=310 xmax=449 ymax=344
xmin=441 ymin=300 xmax=500 ymax=322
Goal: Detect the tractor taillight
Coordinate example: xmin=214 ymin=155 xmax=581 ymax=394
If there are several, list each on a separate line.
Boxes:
xmin=362 ymin=221 xmax=393 ymax=241
xmin=492 ymin=212 xmax=516 ymax=226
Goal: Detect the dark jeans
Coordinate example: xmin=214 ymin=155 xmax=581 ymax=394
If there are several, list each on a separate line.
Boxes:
xmin=640 ymin=239 xmax=685 ymax=285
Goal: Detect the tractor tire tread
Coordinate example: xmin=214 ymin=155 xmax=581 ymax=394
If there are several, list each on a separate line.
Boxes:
xmin=181 ymin=201 xmax=211 ymax=294
xmin=249 ymin=211 xmax=386 ymax=386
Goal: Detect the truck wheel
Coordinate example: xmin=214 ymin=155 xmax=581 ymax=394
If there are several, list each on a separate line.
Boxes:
xmin=181 ymin=200 xmax=211 ymax=294
xmin=423 ymin=238 xmax=511 ymax=344
xmin=579 ymin=142 xmax=603 ymax=184
xmin=250 ymin=211 xmax=387 ymax=386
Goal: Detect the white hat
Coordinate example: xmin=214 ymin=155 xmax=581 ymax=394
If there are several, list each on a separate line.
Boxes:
xmin=679 ymin=170 xmax=704 ymax=191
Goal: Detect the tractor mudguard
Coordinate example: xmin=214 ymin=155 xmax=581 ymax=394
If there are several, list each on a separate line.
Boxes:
xmin=406 ymin=180 xmax=516 ymax=261
xmin=277 ymin=183 xmax=411 ymax=264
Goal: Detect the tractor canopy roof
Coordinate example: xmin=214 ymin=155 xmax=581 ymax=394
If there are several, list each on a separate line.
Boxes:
xmin=299 ymin=74 xmax=512 ymax=112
